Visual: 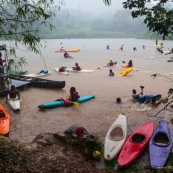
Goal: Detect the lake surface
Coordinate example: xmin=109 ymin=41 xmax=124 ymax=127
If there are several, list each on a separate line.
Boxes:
xmin=0 ymin=38 xmax=173 ymax=143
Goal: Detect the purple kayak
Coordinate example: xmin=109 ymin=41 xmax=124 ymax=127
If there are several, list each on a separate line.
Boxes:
xmin=149 ymin=120 xmax=172 ymax=169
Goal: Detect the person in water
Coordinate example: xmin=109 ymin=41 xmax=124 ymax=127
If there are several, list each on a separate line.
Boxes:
xmin=69 ymin=87 xmax=80 ymax=101
xmin=109 ymin=69 xmax=114 ymax=76
xmin=156 ymin=42 xmax=164 ymax=54
xmin=7 ymin=85 xmax=20 ymax=100
xmin=64 ymin=51 xmax=70 ymax=58
xmin=72 ymin=63 xmax=81 ymax=71
xmin=133 ymin=47 xmax=137 ymax=51
xmin=106 ymin=44 xmax=110 ymax=49
xmin=59 ymin=65 xmax=65 ymax=72
xmin=120 ymin=44 xmax=124 ymax=51
xmin=132 ymin=86 xmax=144 ymax=100
xmin=142 ymin=45 xmax=146 ymax=49
xmin=128 ymin=60 xmax=133 ymax=67
xmin=107 ymin=59 xmax=114 ymax=66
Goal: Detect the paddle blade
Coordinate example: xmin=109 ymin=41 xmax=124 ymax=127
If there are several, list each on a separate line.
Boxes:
xmin=39 ymin=70 xmax=44 ymax=73
xmin=74 ymin=102 xmax=80 ymax=107
xmin=43 ymin=70 xmax=48 ymax=74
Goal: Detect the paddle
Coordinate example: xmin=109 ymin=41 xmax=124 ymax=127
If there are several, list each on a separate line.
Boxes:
xmin=43 ymin=70 xmax=48 ymax=74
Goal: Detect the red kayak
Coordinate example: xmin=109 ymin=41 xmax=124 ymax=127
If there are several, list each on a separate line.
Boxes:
xmin=117 ymin=121 xmax=154 ymax=166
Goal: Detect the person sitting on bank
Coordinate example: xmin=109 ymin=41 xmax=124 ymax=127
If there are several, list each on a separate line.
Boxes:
xmin=7 ymin=85 xmax=20 ymax=100
xmin=72 ymin=63 xmax=81 ymax=71
xmin=64 ymin=51 xmax=70 ymax=58
xmin=107 ymin=59 xmax=114 ymax=66
xmin=69 ymin=87 xmax=80 ymax=101
xmin=59 ymin=65 xmax=65 ymax=72
xmin=109 ymin=69 xmax=114 ymax=76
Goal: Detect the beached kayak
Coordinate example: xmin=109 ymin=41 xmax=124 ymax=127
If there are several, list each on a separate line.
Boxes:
xmin=119 ymin=68 xmax=133 ymax=76
xmin=0 ymin=104 xmax=10 ymax=136
xmin=54 ymin=68 xmax=69 ymax=76
xmin=136 ymin=94 xmax=161 ymax=103
xmin=118 ymin=121 xmax=154 ymax=166
xmin=104 ymin=114 xmax=127 ymax=161
xmin=121 ymin=64 xmax=138 ymax=71
xmin=55 ymin=49 xmax=80 ymax=53
xmin=38 ymin=94 xmax=95 ymax=109
xmin=7 ymin=98 xmax=20 ymax=111
xmin=23 ymin=70 xmax=51 ymax=77
xmin=149 ymin=120 xmax=172 ymax=169
xmin=65 ymin=68 xmax=94 ymax=73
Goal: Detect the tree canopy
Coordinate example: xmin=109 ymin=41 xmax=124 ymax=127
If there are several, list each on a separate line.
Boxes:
xmin=0 ymin=0 xmax=63 ymax=53
xmin=103 ymin=0 xmax=173 ymax=39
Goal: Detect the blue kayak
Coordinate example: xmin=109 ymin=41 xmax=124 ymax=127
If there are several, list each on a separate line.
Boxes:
xmin=38 ymin=94 xmax=95 ymax=109
xmin=136 ymin=94 xmax=161 ymax=103
xmin=149 ymin=120 xmax=172 ymax=169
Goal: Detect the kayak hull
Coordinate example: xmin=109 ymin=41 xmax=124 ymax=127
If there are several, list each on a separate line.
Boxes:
xmin=104 ymin=114 xmax=127 ymax=161
xmin=136 ymin=94 xmax=161 ymax=103
xmin=118 ymin=121 xmax=154 ymax=166
xmin=65 ymin=68 xmax=94 ymax=73
xmin=38 ymin=95 xmax=95 ymax=109
xmin=23 ymin=71 xmax=51 ymax=77
xmin=0 ymin=104 xmax=10 ymax=136
xmin=121 ymin=64 xmax=138 ymax=71
xmin=7 ymin=99 xmax=20 ymax=111
xmin=149 ymin=120 xmax=172 ymax=169
xmin=119 ymin=68 xmax=133 ymax=76
xmin=55 ymin=49 xmax=80 ymax=53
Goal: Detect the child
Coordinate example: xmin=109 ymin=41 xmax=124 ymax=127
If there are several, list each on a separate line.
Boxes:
xmin=109 ymin=69 xmax=114 ymax=76
xmin=69 ymin=87 xmax=80 ymax=101
xmin=59 ymin=65 xmax=65 ymax=72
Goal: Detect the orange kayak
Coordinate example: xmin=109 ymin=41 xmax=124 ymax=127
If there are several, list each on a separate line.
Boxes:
xmin=0 ymin=104 xmax=10 ymax=136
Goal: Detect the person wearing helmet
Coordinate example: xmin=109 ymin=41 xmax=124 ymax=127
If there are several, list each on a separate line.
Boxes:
xmin=107 ymin=59 xmax=114 ymax=66
xmin=59 ymin=65 xmax=65 ymax=72
xmin=7 ymin=85 xmax=20 ymax=100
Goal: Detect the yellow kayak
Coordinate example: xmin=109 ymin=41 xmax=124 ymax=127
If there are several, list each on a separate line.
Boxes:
xmin=119 ymin=68 xmax=133 ymax=76
xmin=55 ymin=49 xmax=80 ymax=53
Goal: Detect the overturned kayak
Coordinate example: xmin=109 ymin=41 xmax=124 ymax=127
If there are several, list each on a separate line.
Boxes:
xmin=104 ymin=114 xmax=127 ymax=161
xmin=119 ymin=68 xmax=133 ymax=76
xmin=55 ymin=49 xmax=80 ymax=53
xmin=149 ymin=120 xmax=172 ymax=169
xmin=38 ymin=94 xmax=95 ymax=109
xmin=118 ymin=121 xmax=154 ymax=166
xmin=0 ymin=104 xmax=10 ymax=136
xmin=136 ymin=94 xmax=161 ymax=103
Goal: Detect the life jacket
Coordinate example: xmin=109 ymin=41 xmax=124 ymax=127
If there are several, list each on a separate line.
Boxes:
xmin=71 ymin=92 xmax=80 ymax=101
xmin=63 ymin=98 xmax=72 ymax=107
xmin=59 ymin=67 xmax=65 ymax=72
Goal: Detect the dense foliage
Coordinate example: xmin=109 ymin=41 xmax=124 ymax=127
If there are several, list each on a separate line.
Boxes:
xmin=103 ymin=0 xmax=173 ymax=40
xmin=0 ymin=0 xmax=63 ymax=53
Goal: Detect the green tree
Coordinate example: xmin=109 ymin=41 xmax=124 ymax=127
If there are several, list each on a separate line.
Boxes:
xmin=103 ymin=0 xmax=173 ymax=39
xmin=0 ymin=0 xmax=63 ymax=53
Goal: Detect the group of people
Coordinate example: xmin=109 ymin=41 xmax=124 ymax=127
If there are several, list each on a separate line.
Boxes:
xmin=58 ymin=63 xmax=81 ymax=73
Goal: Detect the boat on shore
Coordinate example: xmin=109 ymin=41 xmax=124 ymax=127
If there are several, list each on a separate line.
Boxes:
xmin=0 ymin=104 xmax=10 ymax=136
xmin=149 ymin=120 xmax=172 ymax=169
xmin=118 ymin=121 xmax=154 ymax=166
xmin=10 ymin=74 xmax=65 ymax=89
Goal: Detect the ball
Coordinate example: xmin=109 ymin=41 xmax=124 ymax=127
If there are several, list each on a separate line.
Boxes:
xmin=93 ymin=150 xmax=101 ymax=159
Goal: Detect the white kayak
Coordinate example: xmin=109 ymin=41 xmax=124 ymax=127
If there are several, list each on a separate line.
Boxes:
xmin=65 ymin=68 xmax=94 ymax=73
xmin=7 ymin=98 xmax=20 ymax=111
xmin=104 ymin=114 xmax=127 ymax=161
xmin=23 ymin=71 xmax=51 ymax=77
xmin=54 ymin=68 xmax=69 ymax=75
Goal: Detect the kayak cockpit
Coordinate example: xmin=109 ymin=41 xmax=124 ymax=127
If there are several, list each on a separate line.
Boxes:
xmin=109 ymin=126 xmax=124 ymax=141
xmin=131 ymin=134 xmax=146 ymax=143
xmin=153 ymin=132 xmax=170 ymax=146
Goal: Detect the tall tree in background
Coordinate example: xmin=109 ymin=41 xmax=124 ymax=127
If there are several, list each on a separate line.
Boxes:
xmin=103 ymin=0 xmax=173 ymax=39
xmin=0 ymin=0 xmax=63 ymax=53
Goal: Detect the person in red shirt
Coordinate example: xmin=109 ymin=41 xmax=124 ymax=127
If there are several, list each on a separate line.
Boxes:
xmin=59 ymin=65 xmax=65 ymax=72
xmin=69 ymin=87 xmax=80 ymax=101
xmin=72 ymin=63 xmax=81 ymax=71
xmin=7 ymin=85 xmax=20 ymax=100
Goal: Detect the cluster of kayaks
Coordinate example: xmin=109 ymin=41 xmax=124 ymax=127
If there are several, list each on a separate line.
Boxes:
xmin=104 ymin=114 xmax=172 ymax=169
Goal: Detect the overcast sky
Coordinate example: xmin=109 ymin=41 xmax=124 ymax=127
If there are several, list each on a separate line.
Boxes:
xmin=62 ymin=0 xmax=124 ymax=15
